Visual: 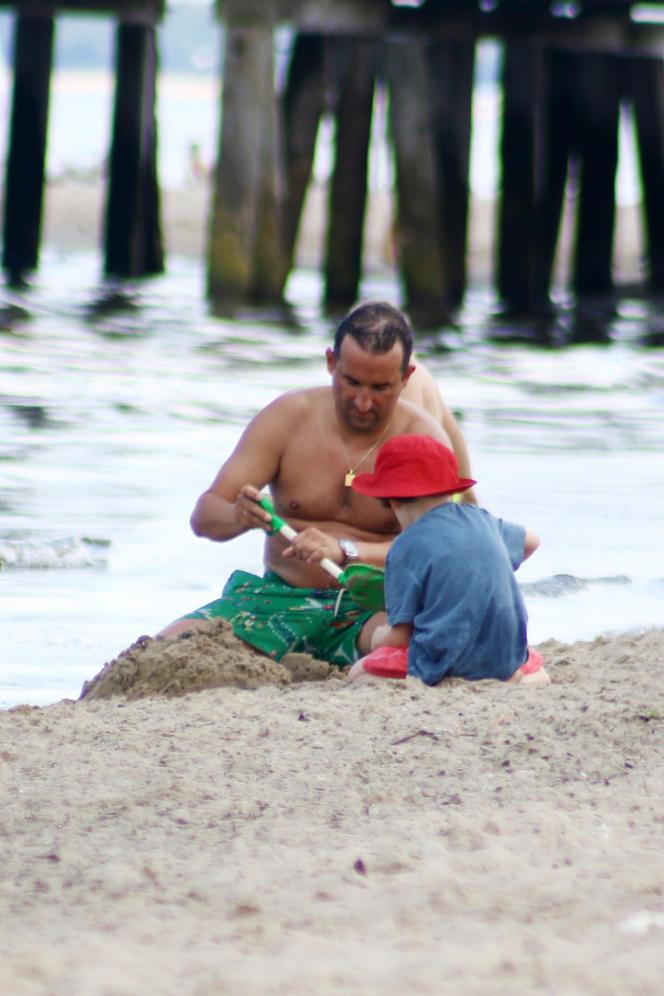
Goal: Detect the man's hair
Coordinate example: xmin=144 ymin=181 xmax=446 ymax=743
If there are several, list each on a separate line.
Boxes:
xmin=333 ymin=301 xmax=414 ymax=372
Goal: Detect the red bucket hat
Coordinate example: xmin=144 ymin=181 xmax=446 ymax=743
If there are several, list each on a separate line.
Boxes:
xmin=351 ymin=435 xmax=476 ymax=499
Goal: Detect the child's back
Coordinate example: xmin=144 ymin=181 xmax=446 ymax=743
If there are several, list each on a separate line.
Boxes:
xmin=386 ymin=503 xmax=528 ymax=684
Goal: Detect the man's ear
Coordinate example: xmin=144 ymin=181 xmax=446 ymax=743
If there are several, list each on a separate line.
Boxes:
xmin=401 ymin=363 xmax=416 ymax=386
xmin=325 ymin=348 xmax=336 ymax=374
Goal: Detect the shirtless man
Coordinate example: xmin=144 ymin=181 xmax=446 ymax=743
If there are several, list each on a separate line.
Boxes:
xmin=160 ymin=301 xmax=475 ymax=665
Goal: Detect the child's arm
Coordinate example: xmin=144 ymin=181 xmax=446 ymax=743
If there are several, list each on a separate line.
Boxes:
xmin=523 ymin=528 xmax=540 ymax=560
xmin=371 ymin=621 xmax=412 ymax=651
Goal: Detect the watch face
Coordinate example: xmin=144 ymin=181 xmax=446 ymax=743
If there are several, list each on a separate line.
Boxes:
xmin=340 ymin=539 xmax=359 ymax=561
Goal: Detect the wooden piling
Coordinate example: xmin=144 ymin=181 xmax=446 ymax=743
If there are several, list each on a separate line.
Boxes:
xmin=2 ymin=14 xmax=54 ymax=285
xmin=535 ymin=47 xmax=577 ymax=300
xmin=104 ymin=22 xmax=164 ymax=278
xmin=427 ymin=37 xmax=475 ymax=310
xmin=324 ymin=37 xmax=376 ymax=312
xmin=207 ymin=5 xmax=286 ymax=313
xmin=496 ymin=38 xmax=549 ymax=316
xmin=625 ymin=54 xmax=664 ymax=293
xmin=281 ymin=32 xmax=327 ymax=276
xmin=385 ymin=36 xmax=447 ymax=326
xmin=571 ymin=52 xmax=620 ymax=299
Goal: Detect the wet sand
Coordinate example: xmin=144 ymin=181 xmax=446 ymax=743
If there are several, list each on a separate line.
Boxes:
xmin=1 ymin=623 xmax=663 ymax=995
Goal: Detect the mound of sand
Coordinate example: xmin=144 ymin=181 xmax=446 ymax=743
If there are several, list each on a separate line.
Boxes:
xmin=79 ymin=618 xmax=342 ymax=700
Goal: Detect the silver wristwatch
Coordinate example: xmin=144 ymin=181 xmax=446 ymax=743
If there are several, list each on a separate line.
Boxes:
xmin=339 ymin=538 xmax=360 ymax=566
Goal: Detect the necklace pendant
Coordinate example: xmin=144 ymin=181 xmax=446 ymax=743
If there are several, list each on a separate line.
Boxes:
xmin=344 ymin=472 xmax=356 ymax=487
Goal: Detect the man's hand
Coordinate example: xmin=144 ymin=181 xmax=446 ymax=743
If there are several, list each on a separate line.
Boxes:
xmin=234 ymin=485 xmax=274 ymax=532
xmin=280 ymin=527 xmax=344 ymax=565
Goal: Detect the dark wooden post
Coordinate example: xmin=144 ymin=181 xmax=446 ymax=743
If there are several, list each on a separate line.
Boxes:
xmin=625 ymin=54 xmax=664 ymax=293
xmin=324 ymin=37 xmax=376 ymax=311
xmin=496 ymin=38 xmax=550 ymax=316
xmin=282 ymin=32 xmax=327 ymax=275
xmin=208 ymin=3 xmax=286 ymax=313
xmin=534 ymin=47 xmax=578 ymax=301
xmin=572 ymin=51 xmax=620 ymax=299
xmin=104 ymin=21 xmax=163 ymax=278
xmin=427 ymin=37 xmax=475 ymax=310
xmin=2 ymin=13 xmax=54 ymax=285
xmin=385 ymin=36 xmax=446 ymax=326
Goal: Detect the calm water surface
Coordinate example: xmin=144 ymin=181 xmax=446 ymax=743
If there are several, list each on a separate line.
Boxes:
xmin=1 ymin=252 xmax=663 ymax=706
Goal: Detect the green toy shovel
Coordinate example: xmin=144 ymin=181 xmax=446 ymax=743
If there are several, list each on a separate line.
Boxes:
xmin=256 ymin=494 xmax=385 ymax=611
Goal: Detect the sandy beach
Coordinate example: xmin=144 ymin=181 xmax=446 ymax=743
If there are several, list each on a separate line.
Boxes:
xmin=2 ymin=623 xmax=663 ymax=995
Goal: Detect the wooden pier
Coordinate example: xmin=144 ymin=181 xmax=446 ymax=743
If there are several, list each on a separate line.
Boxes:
xmin=1 ymin=1 xmax=164 ymax=286
xmin=2 ymin=0 xmax=664 ymax=328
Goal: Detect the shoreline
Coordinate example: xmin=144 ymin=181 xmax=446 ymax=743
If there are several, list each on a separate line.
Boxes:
xmin=1 ymin=626 xmax=662 ymax=994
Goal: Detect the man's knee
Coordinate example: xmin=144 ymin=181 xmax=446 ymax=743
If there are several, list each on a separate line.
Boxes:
xmin=156 ymin=617 xmax=208 ymax=640
xmin=358 ymin=612 xmax=388 ymax=655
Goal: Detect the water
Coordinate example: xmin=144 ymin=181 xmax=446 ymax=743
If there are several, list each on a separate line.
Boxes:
xmin=1 ymin=248 xmax=663 ymax=708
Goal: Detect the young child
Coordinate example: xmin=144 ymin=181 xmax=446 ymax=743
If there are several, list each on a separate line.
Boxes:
xmin=347 ymin=435 xmax=550 ymax=686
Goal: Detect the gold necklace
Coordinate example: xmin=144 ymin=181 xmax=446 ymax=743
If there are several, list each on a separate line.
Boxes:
xmin=336 ymin=418 xmax=392 ymax=487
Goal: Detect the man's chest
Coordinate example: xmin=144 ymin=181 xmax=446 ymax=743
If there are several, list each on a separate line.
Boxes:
xmin=274 ymin=438 xmax=395 ymax=533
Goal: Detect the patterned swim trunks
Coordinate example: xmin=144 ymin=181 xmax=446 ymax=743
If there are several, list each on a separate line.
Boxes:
xmin=182 ymin=570 xmax=376 ymax=667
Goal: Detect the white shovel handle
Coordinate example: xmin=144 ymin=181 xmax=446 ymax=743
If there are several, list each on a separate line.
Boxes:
xmin=271 ymin=520 xmax=344 ymax=582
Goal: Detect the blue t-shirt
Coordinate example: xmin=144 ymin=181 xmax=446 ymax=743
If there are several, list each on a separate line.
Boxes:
xmin=385 ymin=503 xmax=529 ymax=684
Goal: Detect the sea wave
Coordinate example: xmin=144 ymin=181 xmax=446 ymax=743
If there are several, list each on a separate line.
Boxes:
xmin=520 ymin=573 xmax=631 ymax=597
xmin=0 ymin=537 xmax=110 ymax=570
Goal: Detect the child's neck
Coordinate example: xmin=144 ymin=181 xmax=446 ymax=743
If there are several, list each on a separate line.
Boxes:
xmin=395 ymin=494 xmax=451 ymax=530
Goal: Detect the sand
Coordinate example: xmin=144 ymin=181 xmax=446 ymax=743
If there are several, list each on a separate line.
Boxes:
xmin=78 ymin=619 xmax=342 ymax=700
xmin=41 ymin=177 xmax=647 ymax=287
xmin=2 ymin=624 xmax=663 ymax=995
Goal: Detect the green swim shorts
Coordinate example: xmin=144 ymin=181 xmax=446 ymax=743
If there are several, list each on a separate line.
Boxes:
xmin=182 ymin=570 xmax=375 ymax=667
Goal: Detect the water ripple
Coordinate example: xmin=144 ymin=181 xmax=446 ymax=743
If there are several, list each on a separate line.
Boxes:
xmin=0 ymin=536 xmax=110 ymax=570
xmin=520 ymin=574 xmax=631 ymax=597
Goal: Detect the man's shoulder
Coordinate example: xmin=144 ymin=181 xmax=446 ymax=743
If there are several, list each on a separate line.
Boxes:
xmin=266 ymin=386 xmax=330 ymax=419
xmin=402 ymin=361 xmax=445 ymax=420
xmin=394 ymin=398 xmax=448 ymax=443
xmin=276 ymin=385 xmax=328 ymax=406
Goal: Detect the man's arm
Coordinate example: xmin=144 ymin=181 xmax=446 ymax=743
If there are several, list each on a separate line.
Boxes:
xmin=280 ymin=533 xmax=394 ymax=570
xmin=190 ymin=397 xmax=290 ymax=541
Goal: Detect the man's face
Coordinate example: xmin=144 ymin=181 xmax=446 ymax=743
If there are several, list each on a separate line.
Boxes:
xmin=326 ymin=336 xmax=414 ymax=432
